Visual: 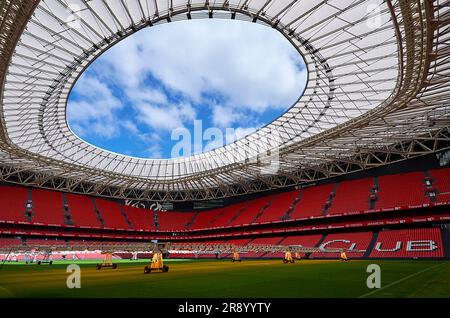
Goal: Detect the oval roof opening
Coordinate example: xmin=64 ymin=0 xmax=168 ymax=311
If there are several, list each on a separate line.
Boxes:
xmin=67 ymin=19 xmax=307 ymax=159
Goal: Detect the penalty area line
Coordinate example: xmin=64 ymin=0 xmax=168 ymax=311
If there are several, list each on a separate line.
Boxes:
xmin=358 ymin=262 xmax=446 ymax=298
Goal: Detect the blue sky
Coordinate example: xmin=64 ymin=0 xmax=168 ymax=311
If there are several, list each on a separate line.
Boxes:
xmin=67 ymin=19 xmax=307 ymax=159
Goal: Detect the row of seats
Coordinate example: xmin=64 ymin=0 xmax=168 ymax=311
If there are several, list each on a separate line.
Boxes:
xmin=168 ymin=227 xmax=445 ymax=259
xmin=0 ymin=237 xmax=22 ymax=247
xmin=0 ymin=209 xmax=448 ymax=242
xmin=0 ymin=168 xmax=448 ymax=231
xmin=0 ymin=226 xmax=445 ymax=259
xmin=370 ymin=227 xmax=443 ymax=258
xmin=376 ymin=172 xmax=429 ymax=209
xmin=430 ymin=168 xmax=450 ymax=203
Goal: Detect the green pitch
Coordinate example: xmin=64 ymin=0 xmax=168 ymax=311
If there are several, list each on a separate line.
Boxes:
xmin=0 ymin=259 xmax=449 ymax=298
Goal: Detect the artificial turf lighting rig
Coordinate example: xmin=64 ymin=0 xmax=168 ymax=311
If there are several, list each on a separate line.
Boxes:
xmin=283 ymin=251 xmax=295 ymax=264
xmin=37 ymin=250 xmax=53 ymax=265
xmin=231 ymin=251 xmax=241 ymax=262
xmin=144 ymin=252 xmax=169 ymax=274
xmin=96 ymin=252 xmax=118 ymax=270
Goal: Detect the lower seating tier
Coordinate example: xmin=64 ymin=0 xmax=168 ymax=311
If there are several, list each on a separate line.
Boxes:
xmin=2 ymin=226 xmax=446 ymax=260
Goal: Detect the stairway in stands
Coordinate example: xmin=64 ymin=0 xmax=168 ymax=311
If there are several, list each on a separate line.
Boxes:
xmin=91 ymin=199 xmax=105 ymax=227
xmin=441 ymin=225 xmax=450 ymax=259
xmin=25 ymin=189 xmax=33 ymax=222
xmin=369 ymin=178 xmax=379 ymax=210
xmin=119 ymin=205 xmax=133 ymax=229
xmin=259 ymin=237 xmax=286 ymax=258
xmin=226 ymin=207 xmax=246 ymax=226
xmin=281 ymin=191 xmax=303 ymax=221
xmin=322 ymin=184 xmax=338 ymax=215
xmin=61 ymin=193 xmax=74 ymax=226
xmin=252 ymin=202 xmax=272 ymax=223
xmin=423 ymin=171 xmax=438 ymax=203
xmin=185 ymin=211 xmax=199 ymax=230
xmin=153 ymin=210 xmax=160 ymax=230
xmin=363 ymin=231 xmax=379 ymax=258
xmin=304 ymin=234 xmax=327 ymax=259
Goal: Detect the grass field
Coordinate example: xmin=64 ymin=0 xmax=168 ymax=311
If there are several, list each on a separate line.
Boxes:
xmin=0 ymin=259 xmax=449 ymax=298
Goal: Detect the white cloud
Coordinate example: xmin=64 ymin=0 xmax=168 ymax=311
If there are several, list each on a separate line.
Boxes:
xmin=121 ymin=120 xmax=139 ymax=134
xmin=135 ymin=102 xmax=196 ymax=131
xmin=68 ymin=75 xmax=122 ymax=138
xmin=68 ymin=19 xmax=307 ymax=158
xmin=144 ymin=144 xmax=163 ymax=159
xmin=211 ymin=104 xmax=243 ymax=128
xmin=100 ymin=19 xmax=306 ymax=113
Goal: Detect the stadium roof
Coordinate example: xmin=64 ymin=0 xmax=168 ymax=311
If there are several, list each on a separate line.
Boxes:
xmin=0 ymin=0 xmax=449 ymax=201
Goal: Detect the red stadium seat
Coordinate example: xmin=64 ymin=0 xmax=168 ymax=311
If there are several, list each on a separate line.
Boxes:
xmin=229 ymin=199 xmax=268 ymax=226
xmin=209 ymin=203 xmax=246 ymax=227
xmin=264 ymin=234 xmax=322 ymax=258
xmin=0 ymin=186 xmax=28 ymax=223
xmin=369 ymin=227 xmax=444 ymax=258
xmin=429 ymin=168 xmax=450 ymax=203
xmin=327 ymin=178 xmax=373 ymax=215
xmin=158 ymin=211 xmax=196 ymax=231
xmin=31 ymin=189 xmax=66 ymax=225
xmin=290 ymin=184 xmax=335 ymax=219
xmin=256 ymin=191 xmax=300 ymax=223
xmin=242 ymin=236 xmax=284 ymax=258
xmin=0 ymin=237 xmax=22 ymax=247
xmin=123 ymin=205 xmax=156 ymax=231
xmin=65 ymin=193 xmax=102 ymax=228
xmin=190 ymin=208 xmax=226 ymax=229
xmin=376 ymin=172 xmax=429 ymax=209
xmin=94 ymin=199 xmax=130 ymax=229
xmin=313 ymin=232 xmax=373 ymax=258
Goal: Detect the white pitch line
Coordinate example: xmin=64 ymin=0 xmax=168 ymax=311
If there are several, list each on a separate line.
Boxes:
xmin=358 ymin=263 xmax=446 ymax=298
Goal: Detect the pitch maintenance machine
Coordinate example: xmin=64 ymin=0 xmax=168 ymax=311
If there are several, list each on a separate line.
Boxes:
xmin=231 ymin=251 xmax=241 ymax=262
xmin=283 ymin=251 xmax=295 ymax=263
xmin=340 ymin=250 xmax=349 ymax=261
xmin=144 ymin=252 xmax=169 ymax=273
xmin=37 ymin=250 xmax=53 ymax=265
xmin=96 ymin=252 xmax=118 ymax=270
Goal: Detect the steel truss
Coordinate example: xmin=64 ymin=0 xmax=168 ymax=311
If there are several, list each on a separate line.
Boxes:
xmin=0 ymin=0 xmax=449 ymax=201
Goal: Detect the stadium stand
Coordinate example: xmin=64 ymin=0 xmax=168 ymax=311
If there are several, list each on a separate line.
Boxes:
xmin=0 ymin=168 xmax=449 ymax=261
xmin=242 ymin=236 xmax=285 ymax=258
xmin=208 ymin=203 xmax=246 ymax=228
xmin=289 ymin=184 xmax=335 ymax=219
xmin=123 ymin=205 xmax=156 ymax=231
xmin=65 ymin=193 xmax=102 ymax=228
xmin=95 ymin=199 xmax=130 ymax=229
xmin=189 ymin=208 xmax=226 ymax=229
xmin=256 ymin=191 xmax=300 ymax=223
xmin=229 ymin=199 xmax=268 ymax=226
xmin=263 ymin=234 xmax=323 ymax=258
xmin=313 ymin=232 xmax=373 ymax=258
xmin=0 ymin=237 xmax=22 ymax=247
xmin=369 ymin=227 xmax=444 ymax=258
xmin=375 ymin=172 xmax=429 ymax=209
xmin=0 ymin=185 xmax=28 ymax=223
xmin=26 ymin=238 xmax=66 ymax=247
xmin=2 ymin=169 xmax=449 ymax=232
xmin=158 ymin=211 xmax=196 ymax=231
xmin=430 ymin=168 xmax=450 ymax=203
xmin=31 ymin=189 xmax=65 ymax=225
xmin=327 ymin=178 xmax=373 ymax=215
